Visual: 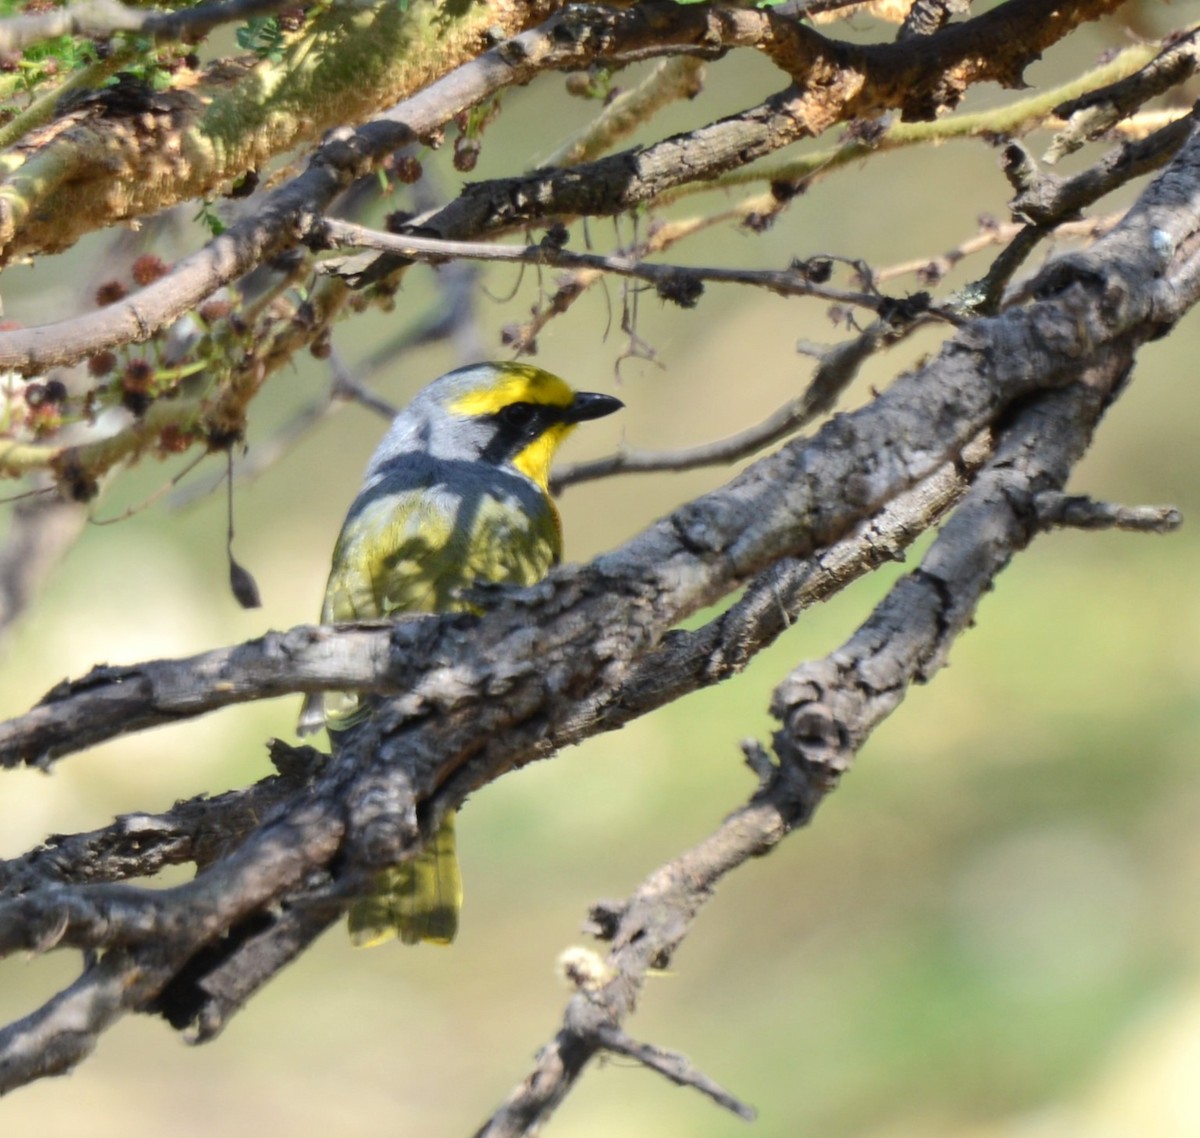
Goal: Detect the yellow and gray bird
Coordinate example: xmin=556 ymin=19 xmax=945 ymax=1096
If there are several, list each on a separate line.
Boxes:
xmin=299 ymin=361 xmax=622 ymax=947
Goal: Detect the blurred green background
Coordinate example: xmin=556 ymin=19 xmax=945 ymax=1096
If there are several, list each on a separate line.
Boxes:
xmin=3 ymin=8 xmax=1200 ymax=1137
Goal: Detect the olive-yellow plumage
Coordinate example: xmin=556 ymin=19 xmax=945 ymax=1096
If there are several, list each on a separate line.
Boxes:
xmin=300 ymin=362 xmax=622 ymax=946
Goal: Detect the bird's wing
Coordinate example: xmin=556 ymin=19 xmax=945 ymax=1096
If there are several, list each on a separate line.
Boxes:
xmin=323 ymin=479 xmax=560 ymax=621
xmin=300 ymin=474 xmax=559 ymax=736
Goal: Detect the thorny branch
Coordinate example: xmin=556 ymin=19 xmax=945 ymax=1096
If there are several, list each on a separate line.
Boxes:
xmin=1 ymin=0 xmax=1198 ymax=1132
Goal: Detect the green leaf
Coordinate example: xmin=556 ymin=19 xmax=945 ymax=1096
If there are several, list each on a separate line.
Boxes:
xmin=193 ymin=200 xmax=226 ymax=238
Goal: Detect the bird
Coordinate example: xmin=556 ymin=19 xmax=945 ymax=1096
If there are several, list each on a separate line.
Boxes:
xmin=299 ymin=361 xmax=623 ymax=947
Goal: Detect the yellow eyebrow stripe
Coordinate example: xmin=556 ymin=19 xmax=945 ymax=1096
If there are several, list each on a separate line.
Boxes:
xmin=449 ymin=366 xmax=574 ymax=416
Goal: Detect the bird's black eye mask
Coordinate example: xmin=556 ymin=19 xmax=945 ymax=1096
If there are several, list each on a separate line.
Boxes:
xmin=481 ymin=401 xmax=567 ymax=464
xmin=498 ymin=401 xmax=547 ymax=432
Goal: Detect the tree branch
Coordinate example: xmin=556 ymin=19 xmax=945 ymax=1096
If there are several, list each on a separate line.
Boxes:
xmin=0 ymin=741 xmax=324 ymax=894
xmin=0 ymin=0 xmax=570 ymax=266
xmin=306 ymin=0 xmax=1131 ymax=281
xmin=1 ymin=10 xmax=1197 ymax=1110
xmin=552 ymin=318 xmax=912 ymax=489
xmin=1032 ymin=492 xmax=1183 ymax=534
xmin=1047 ymin=24 xmax=1200 ymax=162
xmin=320 ymin=217 xmax=905 ymax=315
xmin=5 ymin=123 xmax=1200 ymax=770
xmin=478 ymin=219 xmax=1150 ymax=1138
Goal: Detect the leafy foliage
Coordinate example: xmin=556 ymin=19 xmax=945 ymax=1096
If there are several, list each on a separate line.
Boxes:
xmin=235 ymin=16 xmax=287 ymax=64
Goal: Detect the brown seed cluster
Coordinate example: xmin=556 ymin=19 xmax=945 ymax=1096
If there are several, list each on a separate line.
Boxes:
xmin=131 ymin=254 xmax=171 ymax=287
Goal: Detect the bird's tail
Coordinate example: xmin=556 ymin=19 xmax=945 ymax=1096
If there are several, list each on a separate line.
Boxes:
xmin=348 ymin=812 xmax=463 ymax=947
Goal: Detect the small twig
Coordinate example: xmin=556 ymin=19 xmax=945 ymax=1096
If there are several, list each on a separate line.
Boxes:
xmin=966 ymin=112 xmax=1196 ymax=314
xmin=1047 ymin=25 xmax=1200 ymax=163
xmin=474 ymin=785 xmax=791 ymax=1138
xmin=546 ymin=56 xmax=707 ymax=168
xmin=741 ymin=738 xmax=776 ymax=786
xmin=502 ymin=188 xmax=793 ymax=355
xmin=553 ymin=317 xmax=905 ymax=491
xmin=0 ymin=489 xmax=86 ymax=642
xmin=168 ymin=346 xmax=399 ymax=514
xmin=594 ymin=1025 xmax=756 ymax=1121
xmin=329 ymin=351 xmax=398 ymax=420
xmin=1032 ymin=492 xmax=1183 ymax=534
xmin=321 ymin=219 xmax=908 ymax=316
xmin=89 ymin=450 xmax=208 ymax=525
xmin=0 ymin=484 xmax=56 ymax=506
xmin=899 ymin=0 xmax=971 ymax=40
xmin=877 ymin=213 xmax=1122 ymax=287
xmin=1008 ymin=112 xmax=1196 ymax=229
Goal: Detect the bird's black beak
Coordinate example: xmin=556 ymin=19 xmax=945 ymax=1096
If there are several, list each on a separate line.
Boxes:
xmin=565 ymin=392 xmax=624 ymax=423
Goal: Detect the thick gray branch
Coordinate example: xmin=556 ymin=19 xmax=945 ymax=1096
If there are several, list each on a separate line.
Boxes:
xmin=0 ymin=741 xmax=324 ymax=894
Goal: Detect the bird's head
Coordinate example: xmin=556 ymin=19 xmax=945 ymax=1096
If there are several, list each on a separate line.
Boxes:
xmin=370 ymin=362 xmax=623 ymax=492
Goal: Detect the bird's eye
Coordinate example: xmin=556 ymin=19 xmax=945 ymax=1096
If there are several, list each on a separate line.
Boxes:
xmin=500 ymin=402 xmax=538 ymax=430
